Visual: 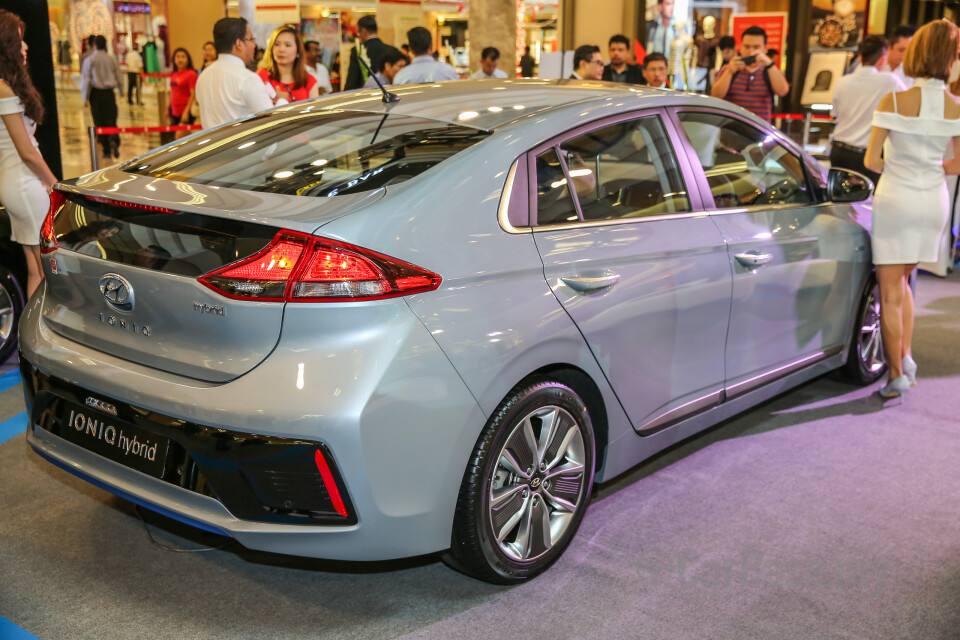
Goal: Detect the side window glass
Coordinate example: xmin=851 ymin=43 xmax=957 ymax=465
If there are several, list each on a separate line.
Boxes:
xmin=557 ymin=116 xmax=690 ymax=221
xmin=677 ymin=112 xmax=812 ymax=208
xmin=535 ymin=148 xmax=580 ymax=225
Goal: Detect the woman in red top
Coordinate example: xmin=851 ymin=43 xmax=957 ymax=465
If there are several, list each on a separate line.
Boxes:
xmin=168 ymin=47 xmax=197 ymax=127
xmin=258 ymin=25 xmax=318 ymax=104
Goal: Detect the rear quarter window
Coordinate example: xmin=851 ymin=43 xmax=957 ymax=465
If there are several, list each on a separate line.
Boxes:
xmin=123 ymin=110 xmax=491 ymax=197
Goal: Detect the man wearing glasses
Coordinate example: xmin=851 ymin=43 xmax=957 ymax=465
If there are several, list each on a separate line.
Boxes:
xmin=196 ymin=17 xmax=273 ymax=128
xmin=711 ymin=26 xmax=789 ymax=122
xmin=569 ymin=45 xmax=603 ymax=81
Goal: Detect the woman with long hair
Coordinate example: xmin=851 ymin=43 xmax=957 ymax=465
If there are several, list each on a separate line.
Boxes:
xmin=257 ymin=25 xmax=318 ymax=104
xmin=864 ymin=19 xmax=960 ymax=402
xmin=0 ymin=10 xmax=57 ymax=297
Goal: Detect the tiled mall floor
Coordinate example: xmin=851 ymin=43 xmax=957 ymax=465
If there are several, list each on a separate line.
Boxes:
xmin=55 ymin=74 xmax=174 ymax=180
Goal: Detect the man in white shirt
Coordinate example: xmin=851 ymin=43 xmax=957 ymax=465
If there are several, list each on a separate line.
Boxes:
xmin=125 ymin=44 xmax=143 ymax=105
xmin=393 ymin=27 xmax=460 ymax=85
xmin=830 ymin=35 xmax=900 ymax=184
xmin=195 ymin=17 xmax=273 ymax=129
xmin=568 ymin=45 xmax=603 ymax=80
xmin=880 ymin=24 xmax=916 ymax=90
xmin=641 ymin=52 xmax=670 ymax=89
xmin=303 ymin=40 xmax=333 ymax=95
xmin=471 ymin=47 xmax=509 ymax=79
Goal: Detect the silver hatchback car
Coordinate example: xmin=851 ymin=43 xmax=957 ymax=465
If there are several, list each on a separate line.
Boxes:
xmin=20 ymin=80 xmax=884 ymax=583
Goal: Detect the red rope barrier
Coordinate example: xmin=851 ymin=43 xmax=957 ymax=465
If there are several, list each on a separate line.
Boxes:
xmin=94 ymin=124 xmax=202 ymax=134
xmin=773 ymin=113 xmax=835 ymax=122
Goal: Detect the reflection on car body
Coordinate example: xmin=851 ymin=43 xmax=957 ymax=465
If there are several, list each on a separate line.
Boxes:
xmin=20 ymin=79 xmax=883 ymax=584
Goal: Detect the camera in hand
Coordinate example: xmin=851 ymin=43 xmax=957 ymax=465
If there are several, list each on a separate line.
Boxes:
xmin=741 ymin=55 xmax=757 ymax=65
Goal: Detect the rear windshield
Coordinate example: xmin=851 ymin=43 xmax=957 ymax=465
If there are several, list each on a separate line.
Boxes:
xmin=54 ymin=195 xmax=275 ymax=277
xmin=122 ymin=110 xmax=491 ymax=197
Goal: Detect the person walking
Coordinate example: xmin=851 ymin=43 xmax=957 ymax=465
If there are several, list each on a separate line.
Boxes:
xmin=0 ymin=10 xmax=58 ymax=297
xmin=344 ymin=16 xmax=388 ymax=90
xmin=80 ymin=35 xmax=123 ymax=161
xmin=471 ymin=47 xmax=508 ymax=79
xmin=881 ymin=25 xmax=917 ymax=90
xmin=864 ymin=19 xmax=960 ymax=402
xmin=710 ymin=26 xmax=789 ymax=122
xmin=303 ymin=40 xmax=332 ymax=94
xmin=392 ymin=27 xmax=459 ymax=84
xmin=125 ymin=43 xmax=142 ymax=105
xmin=257 ymin=25 xmax=318 ymax=105
xmin=568 ymin=45 xmax=603 ymax=80
xmin=168 ymin=47 xmax=198 ymax=133
xmin=362 ymin=47 xmax=408 ymax=88
xmin=602 ymin=35 xmax=643 ymax=84
xmin=829 ymin=35 xmax=900 ymax=184
xmin=520 ymin=46 xmax=536 ymax=78
xmin=195 ymin=17 xmax=272 ymax=129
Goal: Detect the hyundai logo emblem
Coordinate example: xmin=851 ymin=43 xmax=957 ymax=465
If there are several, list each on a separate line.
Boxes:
xmin=99 ymin=273 xmax=135 ymax=312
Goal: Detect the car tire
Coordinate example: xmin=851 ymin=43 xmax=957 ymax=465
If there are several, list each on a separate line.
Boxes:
xmin=0 ymin=263 xmax=24 ymax=364
xmin=840 ymin=275 xmax=887 ymax=384
xmin=445 ymin=379 xmax=595 ymax=584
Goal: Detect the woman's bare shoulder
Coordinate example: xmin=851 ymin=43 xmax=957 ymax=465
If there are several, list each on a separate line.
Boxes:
xmin=0 ymin=80 xmax=15 ymax=99
xmin=876 ymin=92 xmax=895 ymax=113
xmin=945 ymin=90 xmax=960 ymax=120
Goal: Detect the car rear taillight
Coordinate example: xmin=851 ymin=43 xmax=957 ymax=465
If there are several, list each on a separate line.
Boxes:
xmin=198 ymin=230 xmax=441 ymax=302
xmin=40 ymin=190 xmax=67 ymax=254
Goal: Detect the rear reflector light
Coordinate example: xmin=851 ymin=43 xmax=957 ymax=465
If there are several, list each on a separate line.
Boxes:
xmin=86 ymin=195 xmax=178 ymax=214
xmin=314 ymin=449 xmax=348 ymax=518
xmin=199 ymin=230 xmax=441 ymax=302
xmin=40 ymin=190 xmax=67 ymax=254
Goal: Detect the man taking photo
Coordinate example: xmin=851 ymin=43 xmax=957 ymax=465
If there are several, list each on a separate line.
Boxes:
xmin=711 ymin=26 xmax=789 ymax=122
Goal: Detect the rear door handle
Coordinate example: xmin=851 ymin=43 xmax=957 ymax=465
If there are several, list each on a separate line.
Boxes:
xmin=561 ymin=274 xmax=621 ymax=293
xmin=735 ymin=251 xmax=774 ymax=267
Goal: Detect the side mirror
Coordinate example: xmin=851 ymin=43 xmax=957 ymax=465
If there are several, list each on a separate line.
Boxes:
xmin=828 ymin=168 xmax=874 ymax=203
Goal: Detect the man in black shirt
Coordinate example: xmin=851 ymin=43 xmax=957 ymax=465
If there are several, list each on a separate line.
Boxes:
xmin=344 ymin=15 xmax=388 ymax=90
xmin=602 ymin=34 xmax=644 ymax=84
xmin=520 ymin=46 xmax=536 ymax=77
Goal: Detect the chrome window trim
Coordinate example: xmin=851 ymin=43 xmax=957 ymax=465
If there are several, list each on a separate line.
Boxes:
xmin=531 ymin=210 xmax=711 ymax=233
xmin=706 ymin=200 xmax=838 ymax=217
xmin=497 ymin=159 xmax=533 ymax=234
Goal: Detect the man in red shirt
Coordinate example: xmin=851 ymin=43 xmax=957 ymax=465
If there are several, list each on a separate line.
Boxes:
xmin=711 ymin=26 xmax=790 ymax=122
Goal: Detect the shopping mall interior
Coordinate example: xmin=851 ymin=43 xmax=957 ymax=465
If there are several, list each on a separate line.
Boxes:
xmin=1 ymin=1 xmax=960 ymax=639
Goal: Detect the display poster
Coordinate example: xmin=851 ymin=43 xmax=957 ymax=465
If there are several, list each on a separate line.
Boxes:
xmin=301 ymin=17 xmax=340 ymax=66
xmin=731 ymin=13 xmax=787 ymax=68
xmin=800 ymin=50 xmax=850 ymax=105
xmin=809 ymin=0 xmax=865 ymax=53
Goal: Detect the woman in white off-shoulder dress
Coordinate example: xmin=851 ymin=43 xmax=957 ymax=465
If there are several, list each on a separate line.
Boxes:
xmin=865 ymin=19 xmax=960 ymax=401
xmin=0 ymin=10 xmax=58 ymax=297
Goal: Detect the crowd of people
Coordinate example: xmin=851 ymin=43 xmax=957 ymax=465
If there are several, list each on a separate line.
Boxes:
xmin=0 ymin=6 xmax=958 ymax=404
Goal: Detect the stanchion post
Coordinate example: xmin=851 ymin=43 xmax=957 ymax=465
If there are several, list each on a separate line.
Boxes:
xmin=89 ymin=126 xmax=99 ymax=172
xmin=802 ymin=111 xmax=812 ymax=151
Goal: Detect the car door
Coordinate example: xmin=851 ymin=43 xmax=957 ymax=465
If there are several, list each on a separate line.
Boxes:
xmin=531 ymin=110 xmax=732 ymax=434
xmin=669 ymin=108 xmax=861 ymax=397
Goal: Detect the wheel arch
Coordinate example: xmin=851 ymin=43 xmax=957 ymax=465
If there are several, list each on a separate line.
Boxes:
xmin=517 ymin=364 xmax=610 ymax=474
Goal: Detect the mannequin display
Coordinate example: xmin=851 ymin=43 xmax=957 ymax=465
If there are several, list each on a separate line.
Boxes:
xmin=692 ymin=16 xmax=717 ymax=92
xmin=667 ymin=20 xmax=697 ymax=91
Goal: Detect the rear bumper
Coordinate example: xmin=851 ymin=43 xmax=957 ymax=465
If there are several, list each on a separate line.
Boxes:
xmin=19 ymin=290 xmax=487 ymax=561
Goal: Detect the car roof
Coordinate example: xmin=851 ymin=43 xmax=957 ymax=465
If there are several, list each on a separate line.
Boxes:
xmin=273 ymin=79 xmax=695 ymax=131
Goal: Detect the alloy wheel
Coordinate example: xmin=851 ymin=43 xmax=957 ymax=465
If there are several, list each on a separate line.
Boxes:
xmin=488 ymin=405 xmax=586 ymax=562
xmin=857 ymin=285 xmax=885 ymax=375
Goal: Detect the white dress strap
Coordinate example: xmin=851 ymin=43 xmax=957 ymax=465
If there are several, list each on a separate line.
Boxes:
xmin=892 ymin=89 xmax=898 ymax=115
xmin=0 ymin=96 xmax=23 ymax=116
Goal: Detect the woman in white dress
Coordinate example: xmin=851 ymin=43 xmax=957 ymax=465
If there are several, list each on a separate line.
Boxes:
xmin=0 ymin=10 xmax=58 ymax=297
xmin=865 ymin=19 xmax=960 ymax=401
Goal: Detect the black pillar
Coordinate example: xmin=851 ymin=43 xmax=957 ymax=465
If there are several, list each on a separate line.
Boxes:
xmin=0 ymin=0 xmax=62 ymax=180
xmin=786 ymin=0 xmax=813 ymax=114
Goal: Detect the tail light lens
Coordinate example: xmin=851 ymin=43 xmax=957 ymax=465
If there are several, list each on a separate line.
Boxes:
xmin=40 ymin=190 xmax=67 ymax=254
xmin=199 ymin=230 xmax=441 ymax=302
